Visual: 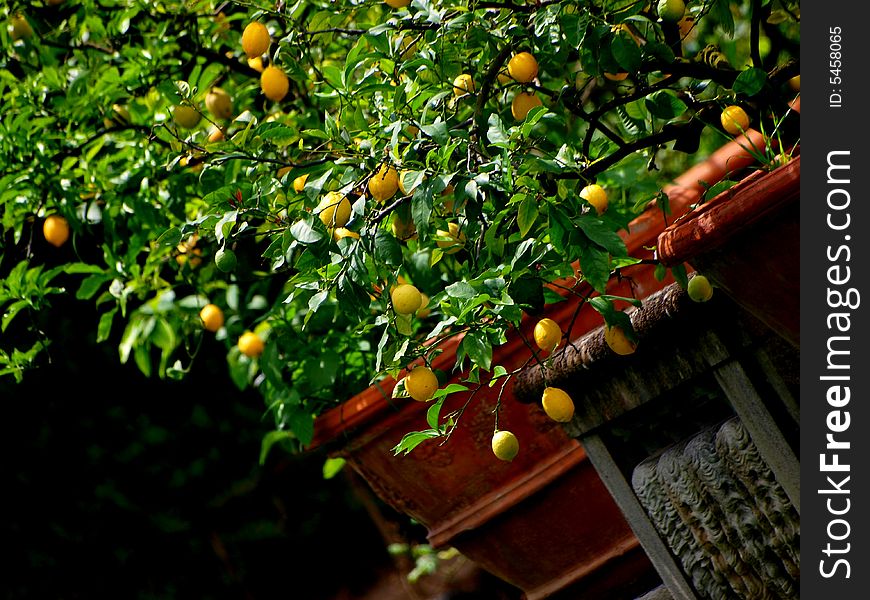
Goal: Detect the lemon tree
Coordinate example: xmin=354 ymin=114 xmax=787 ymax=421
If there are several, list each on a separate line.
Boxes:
xmin=1 ymin=1 xmax=799 ymax=456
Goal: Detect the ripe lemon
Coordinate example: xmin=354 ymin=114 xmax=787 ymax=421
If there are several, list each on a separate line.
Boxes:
xmin=199 ymin=304 xmax=224 ymax=332
xmin=215 ymin=247 xmax=237 ymax=272
xmin=174 ymin=105 xmax=201 ymax=129
xmin=43 ymin=215 xmax=70 ymax=247
xmin=205 ymin=87 xmax=233 ymax=120
xmin=332 ymin=227 xmax=360 ymax=241
xmin=542 ymin=387 xmax=575 ymax=422
xmin=404 ymin=366 xmax=438 ymax=401
xmin=10 ymin=14 xmax=33 ymax=40
xmin=436 ymin=222 xmax=466 ymax=254
xmin=511 ymin=92 xmax=542 ymax=121
xmin=385 ymin=0 xmax=411 ymax=7
xmin=238 ymin=331 xmax=265 ymax=358
xmin=317 ymin=191 xmax=352 ymax=228
xmin=242 ymin=22 xmax=270 ymax=57
xmin=580 ymin=184 xmax=608 ymax=215
xmin=208 ymin=127 xmax=225 ymax=142
xmin=492 ymin=430 xmax=519 ymax=461
xmin=604 ymin=72 xmax=628 ymax=81
xmin=247 ymin=56 xmax=265 ymax=73
xmin=391 ymin=214 xmax=417 ymax=241
xmin=657 ymin=0 xmax=686 ymax=22
xmin=508 ymin=52 xmax=539 ymax=83
xmin=677 ymin=15 xmax=695 ymax=37
xmin=368 ymin=164 xmax=400 ymax=202
xmin=261 ymin=66 xmax=289 ymax=102
xmin=604 ymin=325 xmax=637 ymax=355
xmin=720 ymin=105 xmax=750 ymax=135
xmin=453 ymin=73 xmax=475 ymax=96
xmin=687 ymin=275 xmax=714 ymax=302
xmin=293 ymin=174 xmax=309 ymax=193
xmin=497 ymin=71 xmax=512 ymax=85
xmin=534 ymin=318 xmax=561 ymax=353
xmin=277 ymin=166 xmax=292 ymax=179
xmin=788 ymin=75 xmax=800 ymax=92
xmin=417 ymin=293 xmax=431 ymax=318
xmin=391 ymin=284 xmax=423 ymax=315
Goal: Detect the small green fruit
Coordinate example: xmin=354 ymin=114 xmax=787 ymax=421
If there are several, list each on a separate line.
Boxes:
xmin=687 ymin=275 xmax=714 ymax=302
xmin=657 ymin=0 xmax=686 ymax=22
xmin=215 ymin=247 xmax=237 ymax=272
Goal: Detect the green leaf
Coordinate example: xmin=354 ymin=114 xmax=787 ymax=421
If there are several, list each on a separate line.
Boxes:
xmin=260 ymin=430 xmax=294 ymax=465
xmin=322 ymin=457 xmax=346 ymax=479
xmin=517 ymin=196 xmax=538 ymax=237
xmin=374 ymin=230 xmax=403 ymax=266
xmin=733 ymin=68 xmax=767 ymax=96
xmin=392 ymin=429 xmax=441 ymax=456
xmin=710 ymin=0 xmax=735 ymax=37
xmin=156 ymin=227 xmax=182 ymax=248
xmin=644 ymin=90 xmax=687 ymax=120
xmin=671 ymin=263 xmax=689 ymax=289
xmin=575 ymin=216 xmax=627 ymax=256
xmin=97 ymin=308 xmax=117 ymax=343
xmin=426 ymin=397 xmax=445 ymax=431
xmin=579 ymin=246 xmax=611 ymax=293
xmin=612 ymin=33 xmax=642 ymax=72
xmin=290 ymin=216 xmax=325 ymax=244
xmin=445 ymin=281 xmax=477 ymax=299
xmin=76 ymin=275 xmax=109 ymax=300
xmin=487 ymin=113 xmax=510 ymax=148
xmin=461 ymin=331 xmax=492 ymax=371
xmin=2 ymin=300 xmax=28 ymax=332
xmin=288 ymin=409 xmax=315 ymax=446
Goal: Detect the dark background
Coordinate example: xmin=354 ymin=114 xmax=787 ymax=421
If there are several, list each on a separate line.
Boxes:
xmin=0 ymin=280 xmax=395 ymax=599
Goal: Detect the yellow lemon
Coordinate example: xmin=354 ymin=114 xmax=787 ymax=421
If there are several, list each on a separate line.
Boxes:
xmin=508 ymin=52 xmax=539 ymax=83
xmin=404 ymin=366 xmax=438 ymax=401
xmin=43 ymin=215 xmax=70 ymax=247
xmin=720 ymin=105 xmax=750 ymax=135
xmin=238 ymin=331 xmax=265 ymax=358
xmin=453 ymin=73 xmax=475 ymax=96
xmin=580 ymin=184 xmax=608 ymax=215
xmin=385 ymin=0 xmax=411 ymax=7
xmin=10 ymin=14 xmax=33 ymax=40
xmin=492 ymin=430 xmax=519 ymax=461
xmin=247 ymin=56 xmax=265 ymax=73
xmin=261 ymin=66 xmax=289 ymax=102
xmin=317 ymin=191 xmax=352 ymax=228
xmin=511 ymin=92 xmax=542 ymax=121
xmin=368 ymin=164 xmax=400 ymax=202
xmin=277 ymin=166 xmax=292 ymax=179
xmin=391 ymin=284 xmax=423 ymax=315
xmin=542 ymin=387 xmax=575 ymax=422
xmin=687 ymin=275 xmax=714 ymax=302
xmin=293 ymin=174 xmax=309 ymax=193
xmin=534 ymin=318 xmax=561 ymax=353
xmin=436 ymin=222 xmax=466 ymax=254
xmin=788 ymin=75 xmax=800 ymax=92
xmin=604 ymin=72 xmax=628 ymax=81
xmin=205 ymin=87 xmax=233 ymax=120
xmin=199 ymin=304 xmax=224 ymax=332
xmin=332 ymin=227 xmax=360 ymax=241
xmin=242 ymin=22 xmax=270 ymax=58
xmin=417 ymin=293 xmax=431 ymax=318
xmin=208 ymin=127 xmax=225 ymax=142
xmin=391 ymin=214 xmax=418 ymax=241
xmin=174 ymin=105 xmax=201 ymax=129
xmin=604 ymin=325 xmax=637 ymax=355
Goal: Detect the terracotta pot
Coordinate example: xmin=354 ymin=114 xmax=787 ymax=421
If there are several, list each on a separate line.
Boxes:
xmin=657 ymin=156 xmax=800 ymax=346
xmin=309 ymin=136 xmax=771 ymax=598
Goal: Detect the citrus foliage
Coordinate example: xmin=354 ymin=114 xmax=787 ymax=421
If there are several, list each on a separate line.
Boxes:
xmin=2 ymin=1 xmax=798 ymax=453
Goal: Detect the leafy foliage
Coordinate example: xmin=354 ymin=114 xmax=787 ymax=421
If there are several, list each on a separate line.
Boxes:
xmin=1 ymin=0 xmax=799 ymax=451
